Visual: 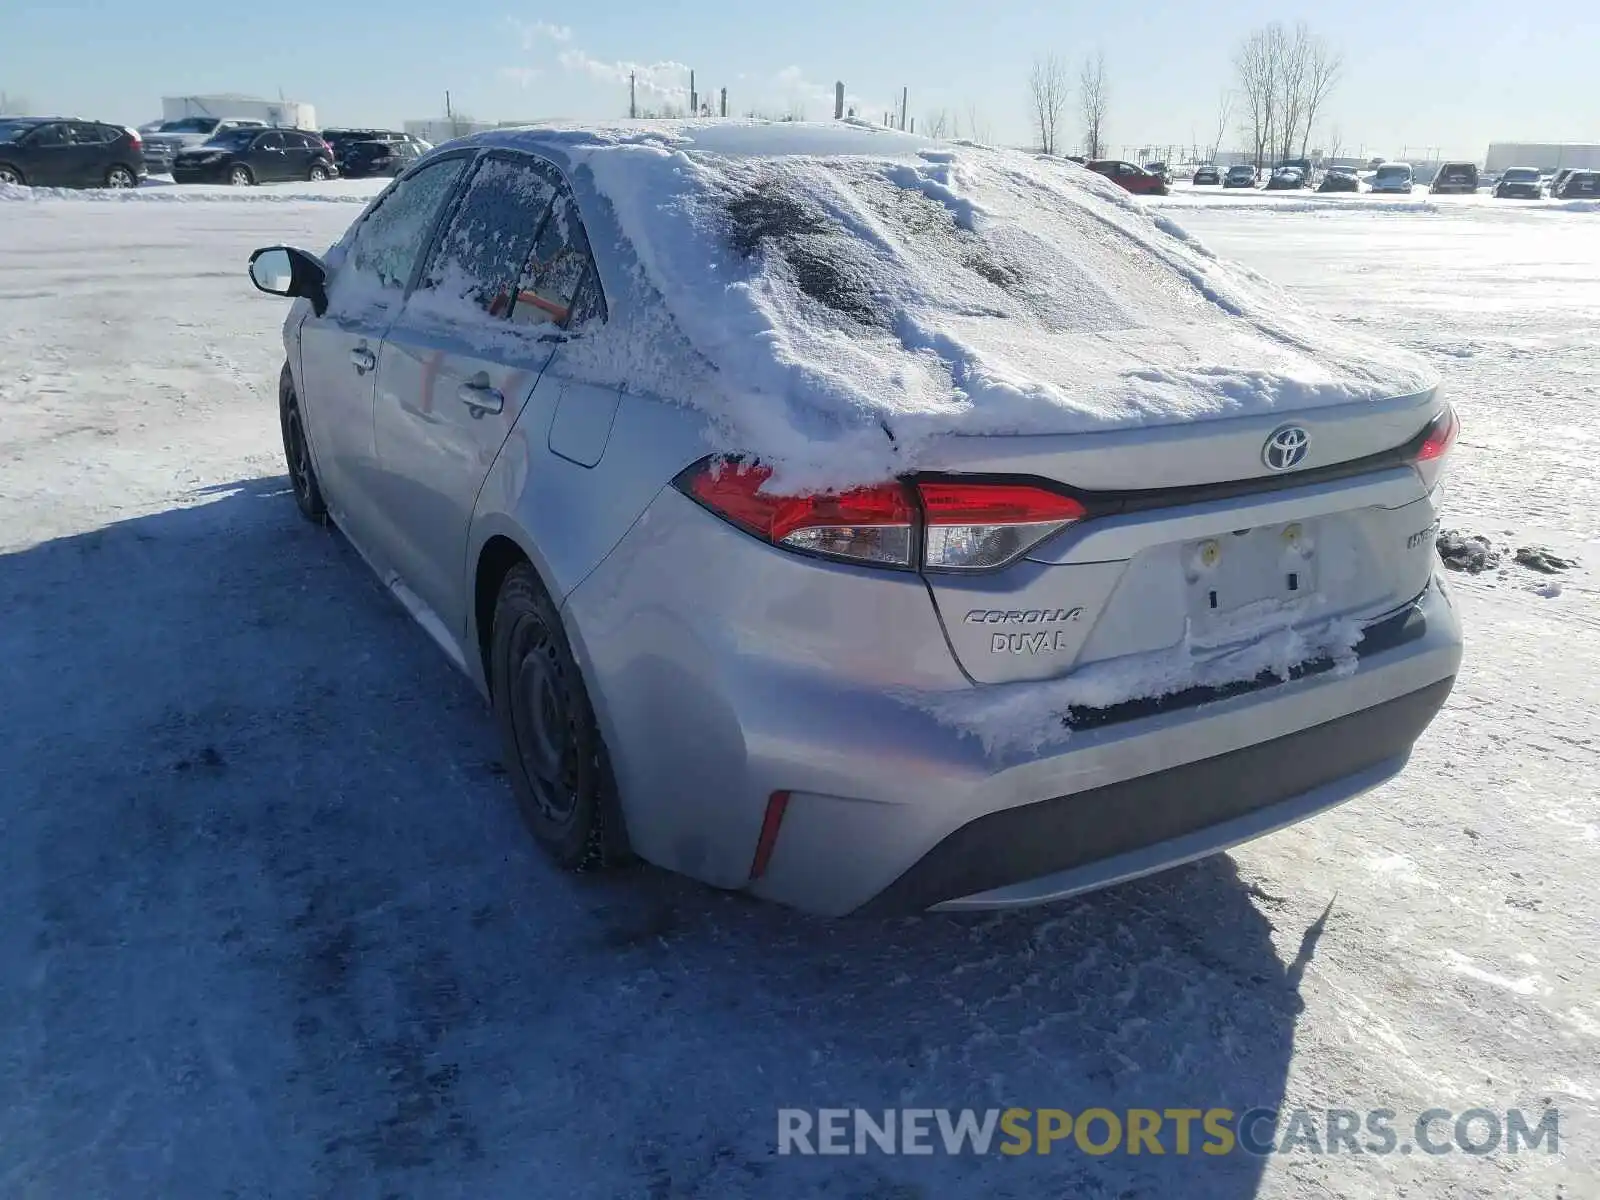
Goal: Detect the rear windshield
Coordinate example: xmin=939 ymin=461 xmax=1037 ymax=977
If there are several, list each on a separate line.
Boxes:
xmin=1227 ymin=166 xmax=1253 ymax=175
xmin=1502 ymin=168 xmax=1539 ymax=181
xmin=159 ymin=118 xmax=219 ymax=134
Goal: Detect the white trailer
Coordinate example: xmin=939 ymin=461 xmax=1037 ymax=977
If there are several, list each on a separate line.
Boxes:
xmin=160 ymin=94 xmax=318 ymax=130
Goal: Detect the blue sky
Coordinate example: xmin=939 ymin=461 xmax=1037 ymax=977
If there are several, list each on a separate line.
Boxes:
xmin=5 ymin=0 xmax=1595 ymax=158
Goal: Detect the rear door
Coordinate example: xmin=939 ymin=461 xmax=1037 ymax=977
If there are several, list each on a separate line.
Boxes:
xmin=370 ymin=151 xmax=603 ymax=634
xmin=299 ymin=153 xmax=473 ymax=557
xmin=288 ymin=131 xmax=320 ymax=177
xmin=251 ymin=131 xmax=289 ymax=181
xmin=66 ymin=122 xmax=112 ymax=184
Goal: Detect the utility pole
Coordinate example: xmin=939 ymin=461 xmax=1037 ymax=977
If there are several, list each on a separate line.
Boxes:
xmin=834 ymin=81 xmax=845 ymax=120
xmin=900 ymin=87 xmax=908 ymax=131
xmin=720 ymin=87 xmax=727 ymax=118
xmin=689 ymin=70 xmax=697 ymax=118
xmin=445 ymin=90 xmax=453 ymax=121
xmin=629 ymin=72 xmax=637 ymax=119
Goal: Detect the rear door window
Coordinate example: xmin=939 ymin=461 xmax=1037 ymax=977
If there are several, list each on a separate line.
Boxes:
xmin=338 ymin=156 xmax=471 ymax=297
xmin=426 ymin=156 xmax=602 ymax=330
xmin=67 ymin=122 xmax=111 ymax=144
xmin=416 ymin=156 xmax=561 ymax=319
xmin=254 ymin=131 xmax=285 ymax=152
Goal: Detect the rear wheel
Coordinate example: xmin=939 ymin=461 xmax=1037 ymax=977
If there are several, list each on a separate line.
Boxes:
xmin=308 ymin=163 xmax=329 ymax=182
xmin=278 ymin=367 xmax=327 ymax=524
xmin=489 ymin=563 xmax=628 ymax=871
xmin=229 ymin=164 xmax=253 ymax=187
xmin=0 ymin=164 xmax=23 ymax=186
xmin=104 ymin=165 xmax=136 ymax=189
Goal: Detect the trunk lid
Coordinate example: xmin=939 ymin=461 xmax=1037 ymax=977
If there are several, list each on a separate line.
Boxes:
xmin=913 ymin=390 xmax=1443 ymax=686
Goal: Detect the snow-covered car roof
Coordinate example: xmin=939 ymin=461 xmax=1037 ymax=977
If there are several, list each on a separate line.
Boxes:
xmin=438 ymin=120 xmax=1437 ymax=490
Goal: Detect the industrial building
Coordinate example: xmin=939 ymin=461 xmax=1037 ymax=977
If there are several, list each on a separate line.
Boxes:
xmin=1485 ymin=142 xmax=1600 ymax=173
xmin=157 ymin=94 xmax=317 ymax=131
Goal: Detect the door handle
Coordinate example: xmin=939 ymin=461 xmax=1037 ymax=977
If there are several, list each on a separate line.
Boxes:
xmin=350 ymin=347 xmax=376 ymax=373
xmin=457 ymin=381 xmax=504 ymax=416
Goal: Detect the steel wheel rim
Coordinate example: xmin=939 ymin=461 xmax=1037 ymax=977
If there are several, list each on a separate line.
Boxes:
xmin=107 ymin=168 xmax=133 ymax=188
xmin=510 ymin=638 xmax=577 ymax=821
xmin=230 ymin=167 xmax=249 ymax=186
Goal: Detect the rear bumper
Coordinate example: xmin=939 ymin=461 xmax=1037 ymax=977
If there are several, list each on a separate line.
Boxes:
xmin=566 ymin=480 xmax=1464 ymax=915
xmin=865 ymin=674 xmax=1450 ymax=914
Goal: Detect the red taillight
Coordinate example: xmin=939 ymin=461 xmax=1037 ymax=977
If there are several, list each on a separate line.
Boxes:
xmin=674 ymin=459 xmax=1086 ymax=571
xmin=919 ymin=481 xmax=1086 ymax=571
xmin=129 ymin=131 xmax=142 ymax=149
xmin=676 ymin=460 xmax=917 ymax=567
xmin=1411 ymin=405 xmax=1458 ymax=489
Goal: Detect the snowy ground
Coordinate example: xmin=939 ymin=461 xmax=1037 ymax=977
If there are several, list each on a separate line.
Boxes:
xmin=1 ymin=182 xmax=1596 ymax=1199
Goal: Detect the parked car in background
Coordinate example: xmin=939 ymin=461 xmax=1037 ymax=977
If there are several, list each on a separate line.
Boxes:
xmin=0 ymin=117 xmax=146 ymax=188
xmin=1143 ymin=162 xmax=1173 ymax=185
xmin=1547 ymin=169 xmax=1577 ymax=199
xmin=1224 ymin=163 xmax=1260 ymax=188
xmin=172 ymin=127 xmax=336 ymax=186
xmin=140 ymin=117 xmax=268 ymax=175
xmin=1086 ymin=159 xmax=1169 ymax=195
xmin=1493 ymin=167 xmax=1544 ymax=199
xmin=337 ymin=134 xmax=430 ymax=179
xmin=1555 ymin=170 xmax=1599 ymax=199
xmin=1265 ymin=166 xmax=1307 ymax=191
xmin=1429 ymin=162 xmax=1478 ymax=194
xmin=1191 ymin=163 xmax=1221 ymax=185
xmin=1318 ymin=166 xmax=1362 ymax=193
xmin=321 ymin=128 xmax=427 ymax=176
xmin=244 ymin=123 xmax=1463 ymax=916
xmin=1369 ymin=162 xmax=1414 ymax=194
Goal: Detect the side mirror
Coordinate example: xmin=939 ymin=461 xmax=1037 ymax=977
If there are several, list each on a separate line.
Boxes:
xmin=248 ymin=245 xmax=328 ymax=316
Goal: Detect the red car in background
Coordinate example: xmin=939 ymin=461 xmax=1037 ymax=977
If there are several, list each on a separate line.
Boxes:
xmin=1086 ymin=159 xmax=1170 ymax=196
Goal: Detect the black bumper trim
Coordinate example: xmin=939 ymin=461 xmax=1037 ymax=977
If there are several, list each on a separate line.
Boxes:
xmin=859 ymin=675 xmax=1455 ymax=916
xmin=1061 ymin=595 xmax=1428 ymax=732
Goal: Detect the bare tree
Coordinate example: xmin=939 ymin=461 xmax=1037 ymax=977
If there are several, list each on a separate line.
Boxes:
xmin=1211 ymin=89 xmax=1233 ymax=160
xmin=1277 ymin=23 xmax=1314 ymax=161
xmin=1324 ymin=125 xmax=1344 ymax=164
xmin=964 ymin=102 xmax=993 ymax=145
xmin=1027 ymin=55 xmax=1069 ymax=155
xmin=1078 ymin=51 xmax=1108 ymax=160
xmin=1235 ymin=21 xmax=1344 ymax=167
xmin=1234 ymin=28 xmax=1274 ymax=168
xmin=923 ymin=109 xmax=950 ymax=140
xmin=1299 ymin=34 xmax=1344 ymax=159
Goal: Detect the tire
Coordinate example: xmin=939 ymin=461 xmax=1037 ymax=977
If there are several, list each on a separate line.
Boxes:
xmin=308 ymin=163 xmax=328 ymax=182
xmin=0 ymin=164 xmax=23 ymax=186
xmin=489 ymin=563 xmax=629 ymax=871
xmin=279 ymin=366 xmax=327 ymax=524
xmin=229 ymin=164 xmax=253 ymax=187
xmin=104 ymin=165 xmax=136 ymax=189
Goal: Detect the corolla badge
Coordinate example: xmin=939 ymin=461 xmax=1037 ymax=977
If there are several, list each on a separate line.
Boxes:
xmin=1262 ymin=425 xmax=1310 ymax=471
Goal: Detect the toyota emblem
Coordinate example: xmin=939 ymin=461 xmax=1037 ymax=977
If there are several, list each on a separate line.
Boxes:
xmin=1262 ymin=425 xmax=1310 ymax=471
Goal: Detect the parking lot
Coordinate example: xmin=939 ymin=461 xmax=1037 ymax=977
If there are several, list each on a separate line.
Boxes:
xmin=0 ymin=183 xmax=1595 ymax=1198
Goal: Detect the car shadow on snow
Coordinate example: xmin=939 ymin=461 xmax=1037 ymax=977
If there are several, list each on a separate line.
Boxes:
xmin=0 ymin=478 xmax=1310 ymax=1200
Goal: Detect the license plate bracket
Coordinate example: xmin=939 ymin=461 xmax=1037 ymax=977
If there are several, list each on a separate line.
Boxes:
xmin=1184 ymin=522 xmax=1319 ymax=632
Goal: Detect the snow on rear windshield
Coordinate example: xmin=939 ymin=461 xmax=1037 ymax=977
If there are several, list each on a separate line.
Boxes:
xmin=710 ymin=156 xmax=1113 ymax=336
